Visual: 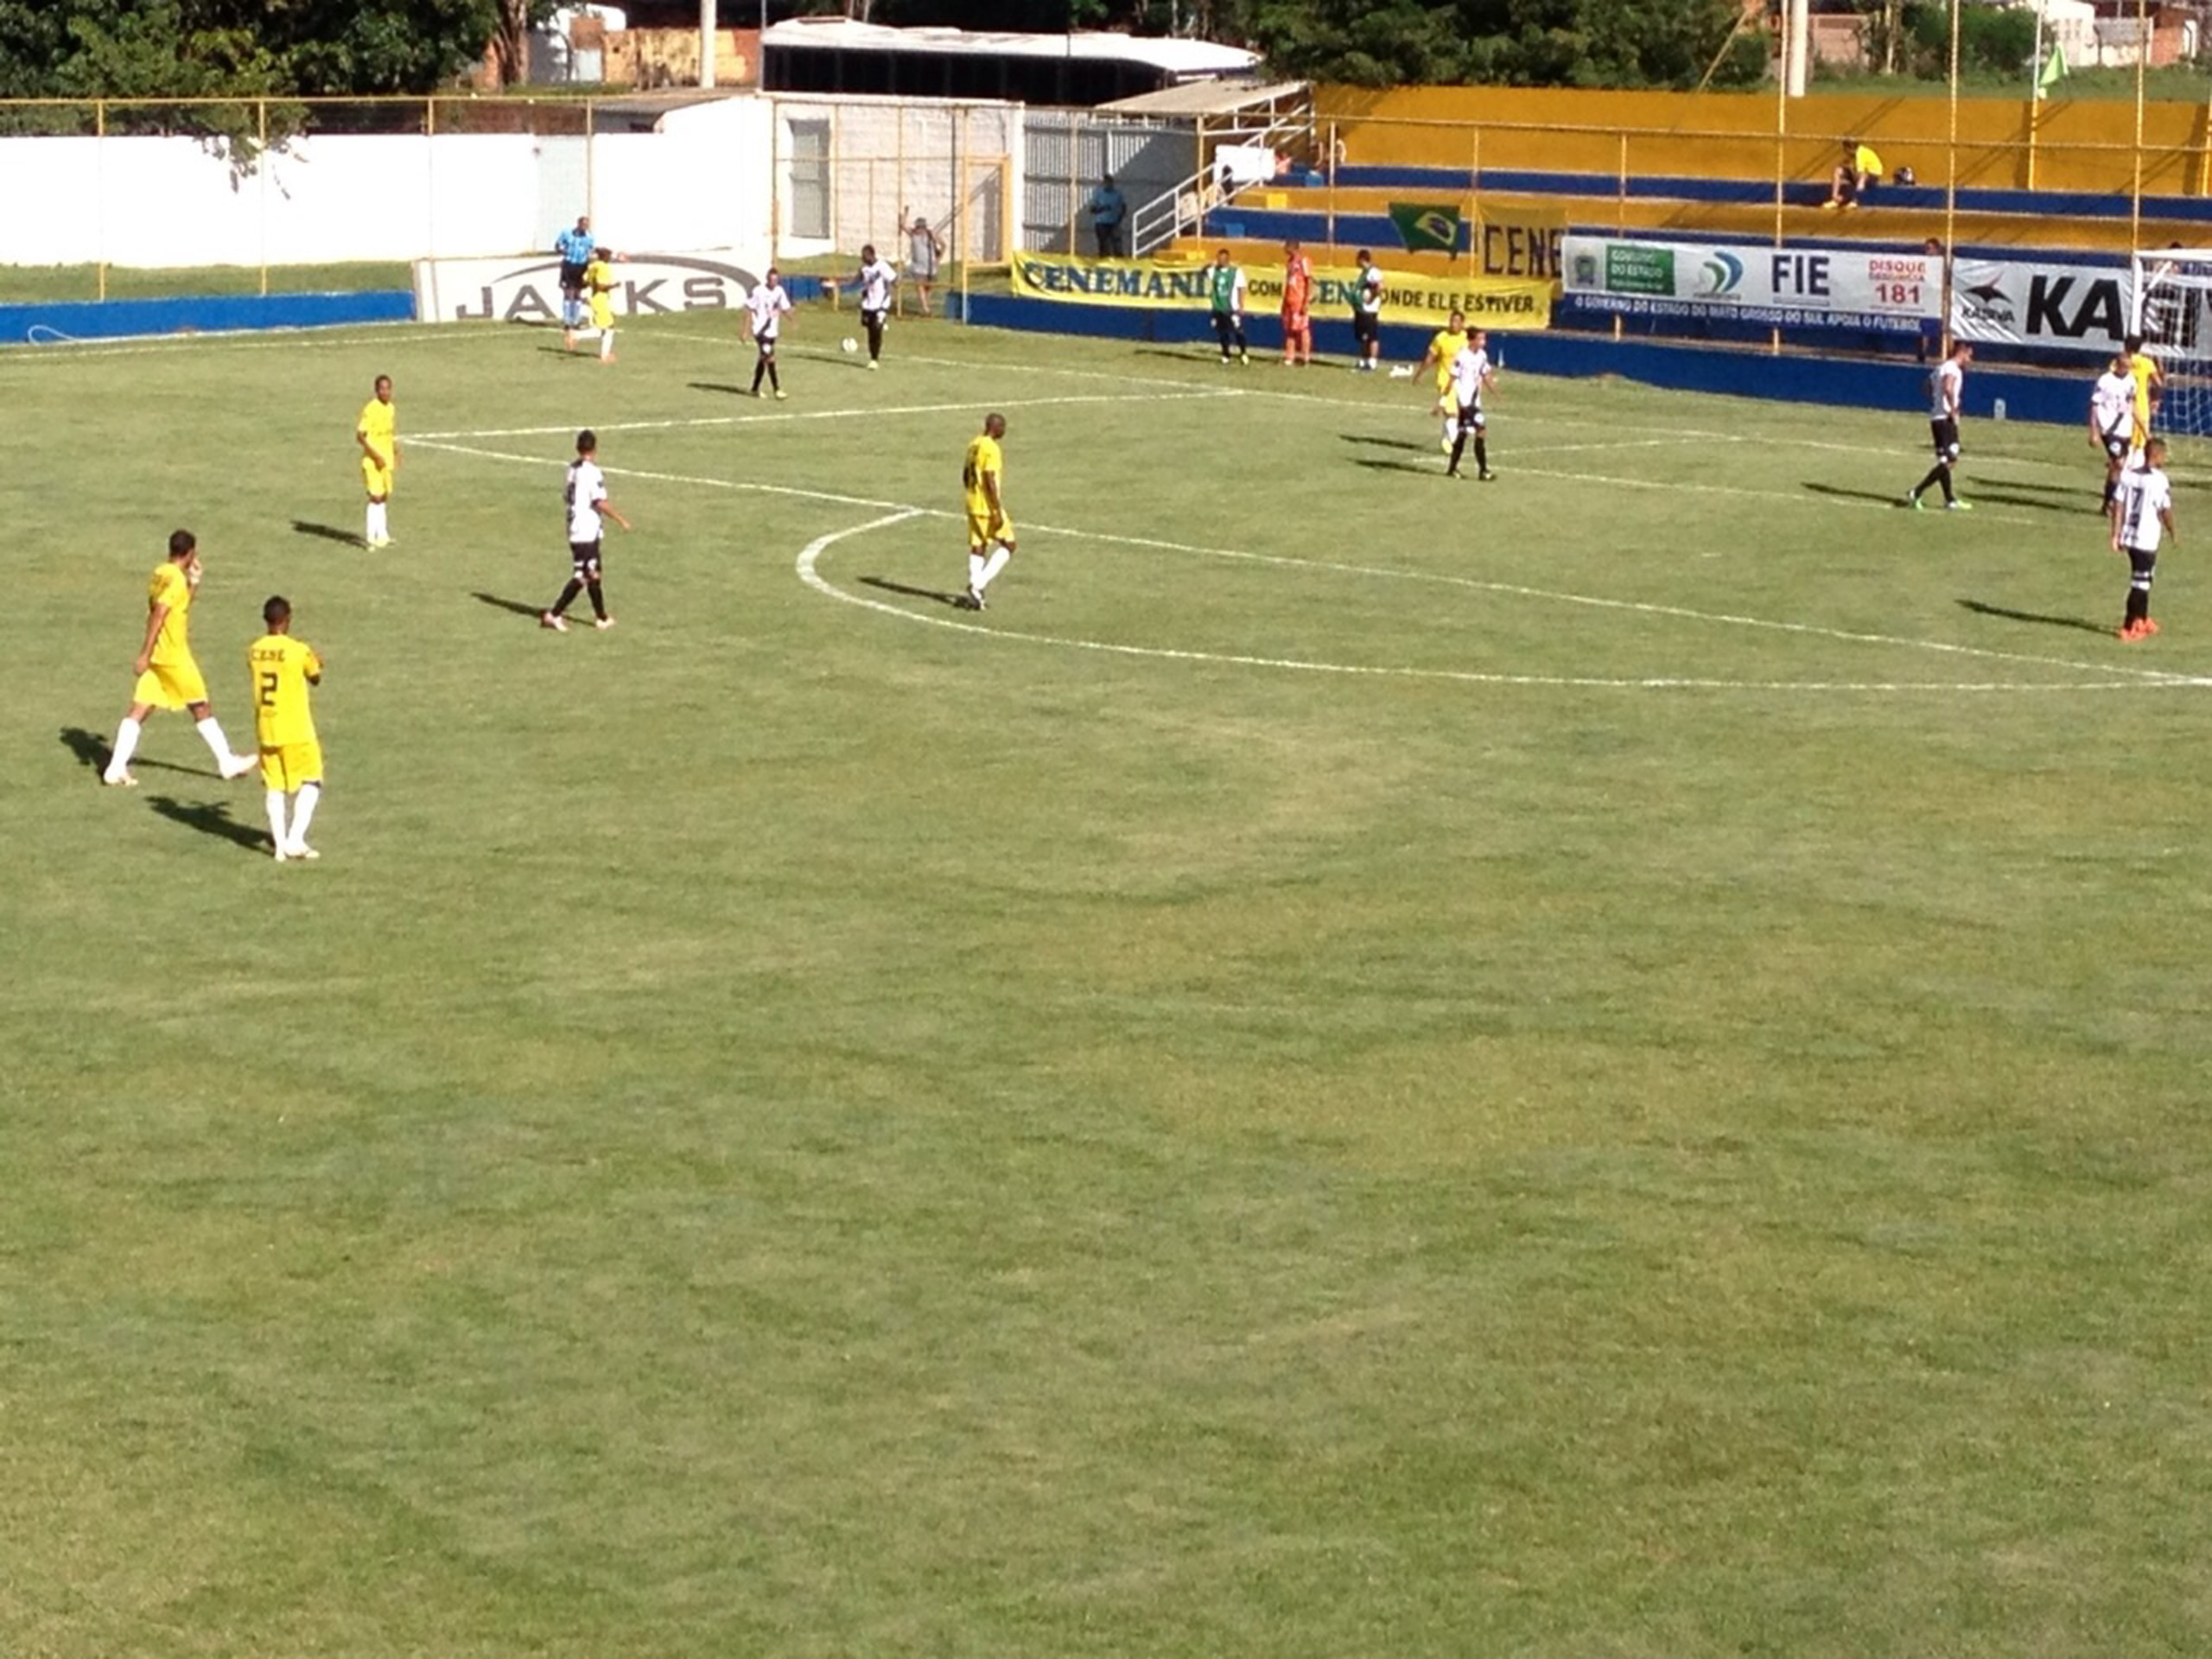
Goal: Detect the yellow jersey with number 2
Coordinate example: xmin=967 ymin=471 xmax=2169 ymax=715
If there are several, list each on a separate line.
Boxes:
xmin=250 ymin=634 xmax=322 ymax=749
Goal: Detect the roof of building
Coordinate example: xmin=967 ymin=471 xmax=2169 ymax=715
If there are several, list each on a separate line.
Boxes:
xmin=760 ymin=18 xmax=1262 ymax=80
xmin=1101 ymin=79 xmax=1306 ymax=118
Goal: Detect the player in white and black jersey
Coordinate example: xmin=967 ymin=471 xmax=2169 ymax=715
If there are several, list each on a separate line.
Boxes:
xmin=541 ymin=429 xmax=633 ymax=633
xmin=1445 ymin=329 xmax=1498 ymax=480
xmin=1905 ymin=340 xmax=1973 ymax=511
xmin=837 ymin=245 xmax=898 ymax=369
xmin=2111 ymin=437 xmax=2177 ymax=641
xmin=747 ymin=268 xmax=794 ymax=399
xmin=2090 ymin=353 xmax=2139 ymax=510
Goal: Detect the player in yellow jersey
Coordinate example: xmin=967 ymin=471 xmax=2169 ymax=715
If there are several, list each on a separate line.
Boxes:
xmin=2125 ymin=332 xmax=2164 ymax=444
xmin=248 ymin=595 xmax=327 ymax=861
xmin=1418 ymin=308 xmax=1471 ymax=453
xmin=960 ymin=412 xmax=1014 ymax=611
xmin=102 ymin=528 xmax=258 ymax=788
xmin=356 ymin=374 xmax=397 ymax=548
xmin=566 ymin=247 xmax=620 ymax=362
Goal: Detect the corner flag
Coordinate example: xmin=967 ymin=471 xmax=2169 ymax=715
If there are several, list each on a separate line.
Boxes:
xmin=2037 ymin=42 xmax=2068 ymax=99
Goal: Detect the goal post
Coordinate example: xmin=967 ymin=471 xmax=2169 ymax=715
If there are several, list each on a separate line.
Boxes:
xmin=2131 ymin=246 xmax=2212 ymax=445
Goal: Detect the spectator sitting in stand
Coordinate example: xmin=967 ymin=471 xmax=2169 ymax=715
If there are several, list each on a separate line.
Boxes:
xmin=1824 ymin=137 xmax=1891 ymax=211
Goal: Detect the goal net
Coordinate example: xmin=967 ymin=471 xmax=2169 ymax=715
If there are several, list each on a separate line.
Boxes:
xmin=2132 ymin=247 xmax=2212 ymax=448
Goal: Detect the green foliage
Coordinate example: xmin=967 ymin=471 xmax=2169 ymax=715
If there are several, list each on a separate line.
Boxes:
xmin=1243 ymin=0 xmax=1755 ymax=90
xmin=0 ymin=0 xmax=535 ymax=99
xmin=849 ymin=0 xmax=1752 ymax=89
xmin=1904 ymin=0 xmax=2038 ymax=77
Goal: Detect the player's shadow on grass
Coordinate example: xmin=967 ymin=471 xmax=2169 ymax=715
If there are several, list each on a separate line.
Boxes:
xmin=145 ymin=795 xmax=268 ymax=855
xmin=1955 ymin=598 xmax=2113 ymax=637
xmin=1351 ymin=456 xmax=1446 ymax=477
xmin=1801 ymin=481 xmax=1914 ymax=507
xmin=291 ymin=519 xmax=363 ymax=548
xmin=1952 ymin=486 xmax=2082 ymax=514
xmin=1341 ymin=433 xmax=1432 ymax=454
xmin=859 ymin=575 xmax=968 ymax=609
xmin=1974 ymin=475 xmax=2087 ymax=496
xmin=471 ymin=591 xmax=544 ymax=620
xmin=56 ymin=725 xmax=211 ymax=781
xmin=690 ymin=382 xmax=766 ymax=398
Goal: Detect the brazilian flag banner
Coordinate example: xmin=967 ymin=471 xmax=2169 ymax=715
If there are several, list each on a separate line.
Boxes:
xmin=1389 ymin=202 xmax=1467 ymax=255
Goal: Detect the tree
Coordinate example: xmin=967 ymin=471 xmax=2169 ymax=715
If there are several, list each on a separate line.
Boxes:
xmin=1239 ymin=0 xmax=1754 ymax=89
xmin=0 ymin=0 xmax=547 ymax=99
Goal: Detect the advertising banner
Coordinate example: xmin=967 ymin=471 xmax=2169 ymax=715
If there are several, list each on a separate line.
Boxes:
xmin=1363 ymin=201 xmax=1562 ymax=272
xmin=1949 ymin=257 xmax=2137 ymax=355
xmin=1009 ymin=253 xmax=1554 ymax=328
xmin=412 ymin=249 xmax=766 ymax=325
xmin=1561 ymin=233 xmax=1938 ymax=335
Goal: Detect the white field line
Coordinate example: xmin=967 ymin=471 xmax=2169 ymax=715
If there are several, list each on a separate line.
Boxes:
xmin=1536 ymin=435 xmax=1723 ymax=456
xmin=659 ymin=330 xmax=2108 ymax=507
xmin=660 ymin=327 xmax=1763 ymax=446
xmin=737 ymin=330 xmax=2152 ymax=493
xmin=795 ymin=514 xmax=2205 ymax=694
xmin=410 ymin=388 xmax=1234 ymax=442
xmin=416 ymin=434 xmax=2204 ymax=689
xmin=423 ymin=390 xmax=2041 ymax=527
xmin=0 ymin=322 xmax=455 ymax=362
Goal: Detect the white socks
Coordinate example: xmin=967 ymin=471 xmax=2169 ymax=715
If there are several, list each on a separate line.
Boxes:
xmin=105 ymin=715 xmax=143 ymax=781
xmin=194 ymin=715 xmax=238 ymax=763
xmin=365 ymin=501 xmax=388 ymax=543
xmin=290 ymin=783 xmax=320 ymax=845
xmin=266 ymin=783 xmax=321 ymax=855
xmin=976 ymin=545 xmax=1011 ymax=592
xmin=968 ymin=551 xmax=985 ymax=588
xmin=599 ymin=330 xmax=615 ymax=361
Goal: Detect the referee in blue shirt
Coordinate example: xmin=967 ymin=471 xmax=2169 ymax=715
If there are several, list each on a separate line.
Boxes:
xmin=554 ymin=214 xmax=594 ymax=330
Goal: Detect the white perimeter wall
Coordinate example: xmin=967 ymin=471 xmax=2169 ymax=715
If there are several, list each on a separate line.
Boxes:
xmin=0 ymin=96 xmax=779 ymax=268
xmin=761 ymin=95 xmax=1023 ymax=265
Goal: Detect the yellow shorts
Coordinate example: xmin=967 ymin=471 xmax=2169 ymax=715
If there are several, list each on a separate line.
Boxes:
xmin=590 ymin=299 xmax=614 ymax=330
xmin=132 ymin=657 xmax=207 ymax=710
xmin=361 ymin=456 xmax=393 ymax=498
xmin=259 ymin=741 xmax=324 ymax=793
xmin=965 ymin=506 xmax=1012 ymax=550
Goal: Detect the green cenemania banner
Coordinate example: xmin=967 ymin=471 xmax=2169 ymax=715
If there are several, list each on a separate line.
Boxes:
xmin=1010 ymin=254 xmax=1554 ymax=327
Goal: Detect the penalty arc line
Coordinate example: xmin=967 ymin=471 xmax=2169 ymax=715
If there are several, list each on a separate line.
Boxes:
xmin=412 ymin=437 xmax=2208 ymax=688
xmin=794 ymin=514 xmax=2209 ymax=694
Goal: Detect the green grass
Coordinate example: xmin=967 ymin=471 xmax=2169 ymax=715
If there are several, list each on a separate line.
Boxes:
xmin=0 ymin=262 xmax=412 ymax=303
xmin=1806 ymin=63 xmax=2212 ymax=101
xmin=4 ymin=309 xmax=2211 ymax=1657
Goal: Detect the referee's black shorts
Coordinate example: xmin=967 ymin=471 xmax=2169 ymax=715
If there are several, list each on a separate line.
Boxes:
xmin=558 ymin=260 xmax=588 ymax=295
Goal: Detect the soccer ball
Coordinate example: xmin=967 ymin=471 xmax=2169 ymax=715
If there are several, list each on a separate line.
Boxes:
xmin=840 ymin=337 xmax=858 ymax=353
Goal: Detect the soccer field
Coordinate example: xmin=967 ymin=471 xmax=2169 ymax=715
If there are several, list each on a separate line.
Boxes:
xmin=5 ymin=311 xmax=2210 ymax=1657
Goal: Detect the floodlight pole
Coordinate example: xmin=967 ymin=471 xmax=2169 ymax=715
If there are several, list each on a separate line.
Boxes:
xmin=2131 ymin=0 xmax=2149 ymax=256
xmin=1943 ymin=0 xmax=1961 ymax=352
xmin=701 ymin=0 xmax=717 ymax=88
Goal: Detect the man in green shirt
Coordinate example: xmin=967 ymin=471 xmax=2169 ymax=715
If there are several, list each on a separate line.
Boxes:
xmin=1207 ymin=247 xmax=1249 ymax=365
